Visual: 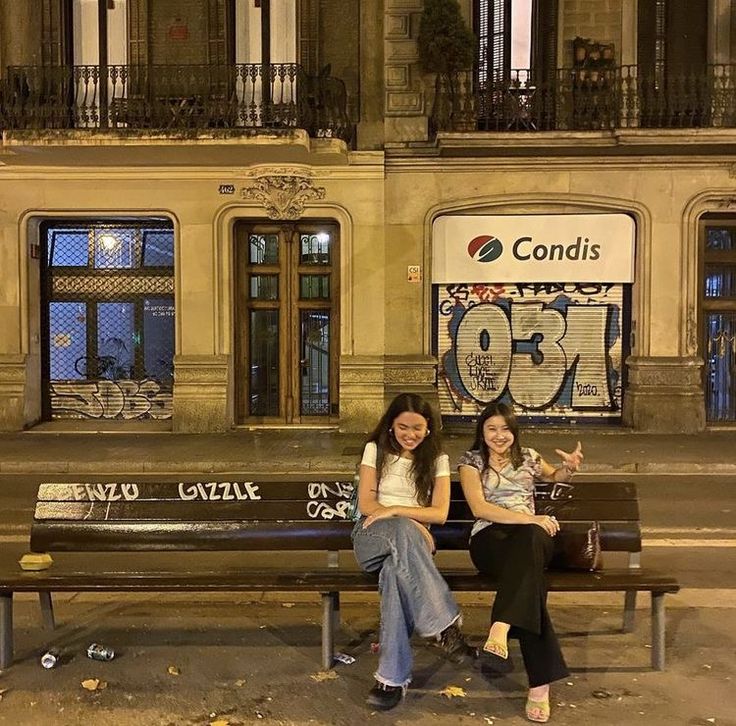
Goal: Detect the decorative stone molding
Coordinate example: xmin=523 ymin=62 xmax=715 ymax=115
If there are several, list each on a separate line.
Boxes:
xmin=339 ymin=356 xmax=386 ymax=432
xmin=384 ymin=355 xmax=440 ymax=412
xmin=623 ymin=356 xmax=705 ymax=432
xmin=384 ymin=360 xmax=437 ymax=385
xmin=241 ymin=169 xmax=326 ymax=220
xmin=0 ymin=354 xmax=27 ymax=431
xmin=173 ymin=355 xmax=230 ymax=432
xmin=384 ymin=1 xmax=424 ymax=118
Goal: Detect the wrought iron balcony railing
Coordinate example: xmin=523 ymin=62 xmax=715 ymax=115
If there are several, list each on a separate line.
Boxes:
xmin=0 ymin=63 xmax=353 ymax=141
xmin=433 ymin=64 xmax=736 ymax=133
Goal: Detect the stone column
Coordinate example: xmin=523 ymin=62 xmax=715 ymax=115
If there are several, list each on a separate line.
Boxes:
xmin=172 ymin=222 xmax=229 ymax=432
xmin=0 ymin=1 xmax=43 ymax=70
xmin=384 ymin=0 xmax=427 ymax=142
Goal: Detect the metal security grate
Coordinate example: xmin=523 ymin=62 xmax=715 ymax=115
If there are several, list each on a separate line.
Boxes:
xmin=43 ymin=221 xmax=175 ymax=421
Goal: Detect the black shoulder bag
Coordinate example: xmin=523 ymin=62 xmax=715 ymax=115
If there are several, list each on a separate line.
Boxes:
xmin=534 ymin=481 xmax=602 ymax=571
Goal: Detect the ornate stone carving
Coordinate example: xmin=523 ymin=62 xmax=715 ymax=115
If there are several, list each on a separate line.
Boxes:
xmin=716 ymin=196 xmax=736 ymax=209
xmin=242 ymin=172 xmax=326 ymax=220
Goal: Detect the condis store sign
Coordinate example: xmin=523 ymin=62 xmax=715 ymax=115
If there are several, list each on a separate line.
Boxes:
xmin=432 ymin=214 xmax=635 ymax=283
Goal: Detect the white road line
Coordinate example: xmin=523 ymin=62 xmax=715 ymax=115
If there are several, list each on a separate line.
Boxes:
xmin=643 ymin=538 xmax=736 ymax=547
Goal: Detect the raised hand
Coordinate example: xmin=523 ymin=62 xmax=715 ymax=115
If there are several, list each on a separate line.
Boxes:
xmin=554 ymin=440 xmax=584 ymax=473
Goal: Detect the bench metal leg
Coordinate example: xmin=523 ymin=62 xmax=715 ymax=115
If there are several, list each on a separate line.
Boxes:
xmin=623 ymin=590 xmax=637 ymax=632
xmin=39 ymin=592 xmax=55 ymax=631
xmin=321 ymin=592 xmax=338 ymax=670
xmin=332 ymin=592 xmax=341 ymax=634
xmin=0 ymin=593 xmax=12 ymax=669
xmin=651 ymin=592 xmax=665 ymax=671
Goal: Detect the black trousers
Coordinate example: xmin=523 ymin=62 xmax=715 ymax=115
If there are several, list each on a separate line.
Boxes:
xmin=469 ymin=523 xmax=570 ymax=687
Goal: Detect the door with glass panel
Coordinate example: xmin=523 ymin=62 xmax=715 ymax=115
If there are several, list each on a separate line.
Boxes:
xmin=235 ymin=222 xmax=339 ymax=423
xmin=701 ymin=219 xmax=736 ymax=422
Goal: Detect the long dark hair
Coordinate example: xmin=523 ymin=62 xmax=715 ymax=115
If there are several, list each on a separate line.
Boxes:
xmin=366 ymin=392 xmax=443 ymax=507
xmin=470 ymin=401 xmax=524 ymax=474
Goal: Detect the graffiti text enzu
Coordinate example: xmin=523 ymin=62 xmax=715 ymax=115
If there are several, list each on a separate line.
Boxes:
xmin=71 ymin=483 xmax=140 ymax=501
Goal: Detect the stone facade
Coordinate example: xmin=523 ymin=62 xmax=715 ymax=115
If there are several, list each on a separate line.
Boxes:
xmin=0 ymin=1 xmax=733 ymax=433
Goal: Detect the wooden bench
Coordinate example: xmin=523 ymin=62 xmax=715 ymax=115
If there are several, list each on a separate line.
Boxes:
xmin=0 ymin=476 xmax=679 ymax=671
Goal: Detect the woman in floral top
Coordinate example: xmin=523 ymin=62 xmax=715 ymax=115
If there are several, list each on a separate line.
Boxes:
xmin=458 ymin=402 xmax=583 ymax=724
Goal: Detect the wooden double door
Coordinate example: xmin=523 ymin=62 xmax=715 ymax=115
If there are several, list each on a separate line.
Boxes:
xmin=235 ymin=221 xmax=339 ymax=424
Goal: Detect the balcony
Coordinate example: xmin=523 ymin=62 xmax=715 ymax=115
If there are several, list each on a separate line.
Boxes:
xmin=433 ymin=64 xmax=736 ymax=134
xmin=0 ymin=63 xmax=353 ymax=142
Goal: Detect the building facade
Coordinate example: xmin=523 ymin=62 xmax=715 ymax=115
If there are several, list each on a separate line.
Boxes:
xmin=0 ymin=0 xmax=735 ymax=434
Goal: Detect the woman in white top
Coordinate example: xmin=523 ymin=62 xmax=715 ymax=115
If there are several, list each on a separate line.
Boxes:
xmin=352 ymin=393 xmax=474 ymax=711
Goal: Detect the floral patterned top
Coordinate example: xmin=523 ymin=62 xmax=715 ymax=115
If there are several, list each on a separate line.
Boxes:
xmin=457 ymin=447 xmax=543 ymax=537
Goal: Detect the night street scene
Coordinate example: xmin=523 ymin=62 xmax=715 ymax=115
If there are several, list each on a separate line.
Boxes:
xmin=0 ymin=0 xmax=734 ymax=725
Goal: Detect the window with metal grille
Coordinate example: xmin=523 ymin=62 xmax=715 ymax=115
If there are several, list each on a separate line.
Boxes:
xmin=42 ymin=220 xmax=175 ymax=421
xmin=702 ymin=222 xmax=736 ymax=422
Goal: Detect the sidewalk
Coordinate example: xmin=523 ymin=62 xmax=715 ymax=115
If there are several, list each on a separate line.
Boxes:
xmin=0 ymin=425 xmax=735 ymax=474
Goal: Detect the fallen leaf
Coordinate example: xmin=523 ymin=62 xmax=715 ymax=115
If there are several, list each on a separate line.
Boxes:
xmin=310 ymin=670 xmax=338 ymax=682
xmin=234 ymin=679 xmax=246 ymax=687
xmin=81 ymin=678 xmax=106 ymax=691
xmin=210 ymin=720 xmax=230 ymax=726
xmin=438 ymin=685 xmax=466 ymax=698
xmin=167 ymin=665 xmax=181 ymax=676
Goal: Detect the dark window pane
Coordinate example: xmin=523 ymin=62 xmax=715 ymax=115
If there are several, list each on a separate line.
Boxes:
xmin=300 ymin=274 xmax=330 ymax=299
xmin=300 ymin=232 xmax=331 ymax=264
xmin=143 ymin=297 xmax=175 ymax=385
xmin=49 ymin=302 xmax=87 ymax=379
xmin=250 ymin=274 xmax=279 ymax=299
xmin=705 ymin=312 xmax=736 ymax=421
xmin=50 ymin=230 xmax=89 ymax=267
xmin=706 ymin=228 xmax=735 ymax=251
xmin=705 ymin=265 xmax=736 ymax=297
xmin=300 ymin=310 xmax=330 ymax=415
xmin=94 ymin=228 xmax=138 ymax=269
xmin=97 ymin=302 xmax=134 ymax=379
xmin=249 ymin=309 xmax=279 ymax=416
xmin=143 ymin=230 xmax=174 ymax=267
xmin=249 ymin=234 xmax=279 ymax=264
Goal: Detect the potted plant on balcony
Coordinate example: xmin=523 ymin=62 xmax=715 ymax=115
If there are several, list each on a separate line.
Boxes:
xmin=417 ymin=0 xmax=476 ymax=132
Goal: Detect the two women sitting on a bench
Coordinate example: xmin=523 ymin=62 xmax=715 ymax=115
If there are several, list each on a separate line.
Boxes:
xmin=352 ymin=393 xmax=583 ymax=723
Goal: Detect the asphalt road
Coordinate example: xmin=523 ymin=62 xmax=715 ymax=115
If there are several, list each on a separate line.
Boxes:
xmin=1 ymin=473 xmax=734 ymax=590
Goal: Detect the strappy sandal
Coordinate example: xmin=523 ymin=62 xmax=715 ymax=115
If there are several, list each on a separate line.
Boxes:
xmin=482 ymin=635 xmax=508 ymax=659
xmin=479 ymin=635 xmax=512 ymax=674
xmin=525 ymin=696 xmax=550 ymax=723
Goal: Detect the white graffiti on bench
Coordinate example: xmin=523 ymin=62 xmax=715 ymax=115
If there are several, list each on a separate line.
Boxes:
xmin=307 ymin=481 xmax=353 ymax=520
xmin=71 ymin=483 xmax=141 ymax=501
xmin=50 ymin=379 xmax=173 ymax=420
xmin=178 ymin=482 xmax=262 ymax=501
xmin=65 ymin=479 xmax=353 ymax=519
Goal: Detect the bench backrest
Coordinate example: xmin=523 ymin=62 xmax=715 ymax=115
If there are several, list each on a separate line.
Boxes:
xmin=30 ymin=477 xmax=641 ymax=556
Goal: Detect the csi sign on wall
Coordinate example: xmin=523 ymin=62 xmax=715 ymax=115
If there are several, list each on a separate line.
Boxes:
xmin=432 ymin=214 xmax=635 ymax=420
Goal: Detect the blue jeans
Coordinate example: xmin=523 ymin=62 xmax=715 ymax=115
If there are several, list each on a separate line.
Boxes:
xmin=352 ymin=516 xmax=460 ymax=687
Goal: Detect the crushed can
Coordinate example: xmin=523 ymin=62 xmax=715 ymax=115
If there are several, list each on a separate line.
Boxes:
xmin=86 ymin=643 xmax=115 ymax=661
xmin=41 ymin=648 xmax=61 ymax=669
